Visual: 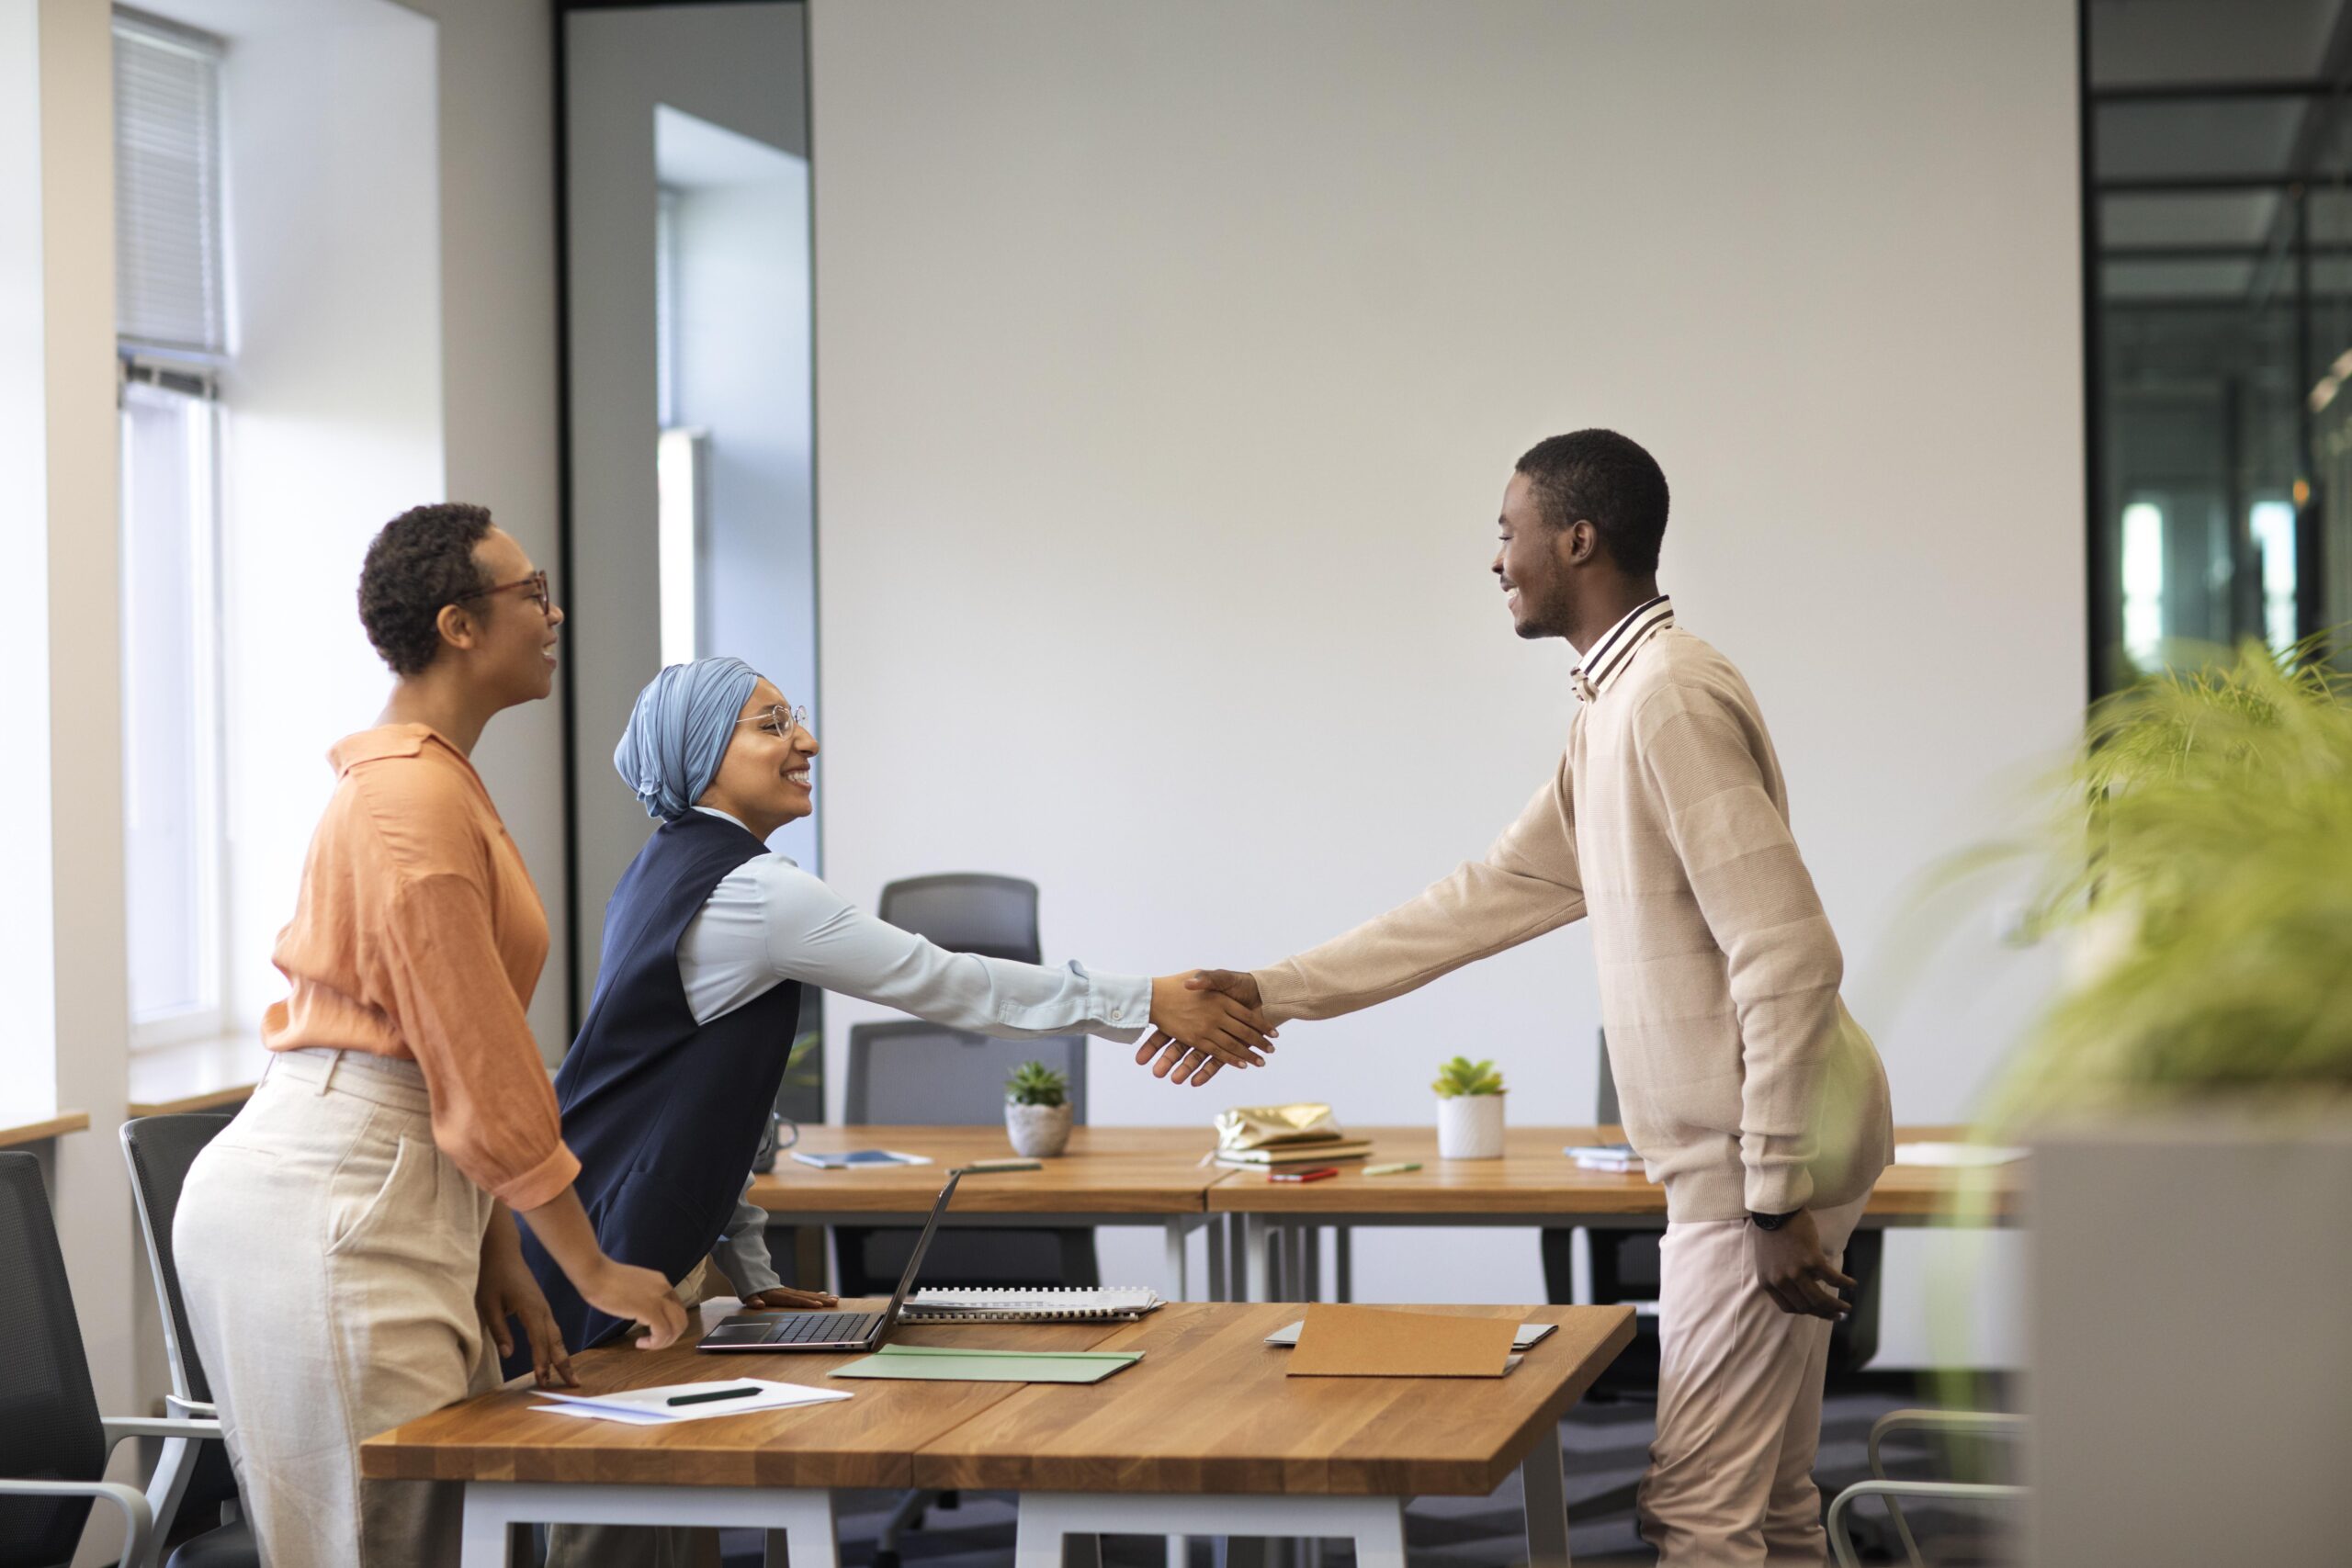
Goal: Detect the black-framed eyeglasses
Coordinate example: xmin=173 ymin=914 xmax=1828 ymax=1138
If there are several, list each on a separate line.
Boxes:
xmin=454 ymin=569 xmax=553 ymax=618
xmin=736 ymin=703 xmax=808 ymax=741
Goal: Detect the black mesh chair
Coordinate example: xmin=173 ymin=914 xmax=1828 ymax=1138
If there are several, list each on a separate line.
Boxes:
xmin=876 ymin=874 xmax=1042 ymax=963
xmin=833 ymin=1023 xmax=1098 ymax=1293
xmin=120 ymin=1116 xmax=256 ymax=1567
xmin=837 ymin=874 xmax=1099 ymax=1295
xmin=0 ymin=1150 xmax=223 ymax=1568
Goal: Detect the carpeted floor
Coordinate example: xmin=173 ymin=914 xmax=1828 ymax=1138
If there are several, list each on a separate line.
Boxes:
xmin=712 ymin=1387 xmax=2018 ymax=1568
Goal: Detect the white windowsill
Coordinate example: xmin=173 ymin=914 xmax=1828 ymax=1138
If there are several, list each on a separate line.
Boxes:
xmin=127 ymin=1031 xmax=269 ymax=1116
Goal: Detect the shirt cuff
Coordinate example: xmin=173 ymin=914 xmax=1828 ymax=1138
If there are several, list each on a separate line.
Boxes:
xmin=493 ymin=1141 xmax=582 ymax=1213
xmin=1742 ymin=1161 xmax=1815 ymax=1216
xmin=1250 ymin=964 xmax=1305 ymax=1026
xmin=1082 ymin=964 xmax=1152 ymax=1043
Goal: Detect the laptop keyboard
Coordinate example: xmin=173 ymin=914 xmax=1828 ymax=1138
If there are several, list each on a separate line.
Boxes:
xmin=765 ymin=1311 xmax=881 ymax=1344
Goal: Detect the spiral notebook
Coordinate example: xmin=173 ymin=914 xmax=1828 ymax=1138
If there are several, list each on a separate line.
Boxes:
xmin=897 ymin=1287 xmax=1163 ymax=1324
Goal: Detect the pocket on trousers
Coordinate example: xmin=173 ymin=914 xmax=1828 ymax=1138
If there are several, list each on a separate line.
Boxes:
xmin=326 ymin=1132 xmax=431 ymax=1258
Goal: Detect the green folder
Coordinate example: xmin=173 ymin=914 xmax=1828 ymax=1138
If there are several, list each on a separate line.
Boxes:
xmin=830 ymin=1344 xmax=1143 ymax=1384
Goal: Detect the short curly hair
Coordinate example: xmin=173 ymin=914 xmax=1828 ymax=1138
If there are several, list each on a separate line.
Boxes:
xmin=358 ymin=503 xmax=496 ymax=676
xmin=1515 ymin=430 xmax=1670 ymax=575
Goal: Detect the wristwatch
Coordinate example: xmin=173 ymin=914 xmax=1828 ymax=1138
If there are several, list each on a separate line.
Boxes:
xmin=1748 ymin=1209 xmax=1800 ymax=1231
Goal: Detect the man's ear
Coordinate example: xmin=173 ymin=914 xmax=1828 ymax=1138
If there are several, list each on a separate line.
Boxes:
xmin=435 ymin=602 xmax=481 ymax=655
xmin=1558 ymin=518 xmax=1600 ymax=567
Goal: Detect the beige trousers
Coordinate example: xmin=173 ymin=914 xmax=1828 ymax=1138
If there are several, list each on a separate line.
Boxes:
xmin=176 ymin=1049 xmax=498 ymax=1568
xmin=1637 ymin=1195 xmax=1870 ymax=1568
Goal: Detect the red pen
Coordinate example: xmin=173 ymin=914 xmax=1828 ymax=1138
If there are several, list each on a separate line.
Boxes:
xmin=1270 ymin=1166 xmax=1340 ymax=1182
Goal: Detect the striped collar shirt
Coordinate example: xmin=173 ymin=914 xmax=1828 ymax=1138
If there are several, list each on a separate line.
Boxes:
xmin=1571 ymin=593 xmax=1675 ymax=703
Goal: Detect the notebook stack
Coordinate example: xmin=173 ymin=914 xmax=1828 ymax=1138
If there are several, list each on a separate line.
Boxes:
xmin=1211 ymin=1103 xmax=1372 ymax=1170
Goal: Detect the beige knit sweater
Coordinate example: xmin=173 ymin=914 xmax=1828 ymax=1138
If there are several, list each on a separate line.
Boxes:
xmin=1253 ymin=615 xmax=1891 ymax=1223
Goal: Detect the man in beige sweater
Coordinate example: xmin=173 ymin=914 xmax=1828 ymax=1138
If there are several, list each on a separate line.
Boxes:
xmin=1143 ymin=429 xmax=1892 ymax=1566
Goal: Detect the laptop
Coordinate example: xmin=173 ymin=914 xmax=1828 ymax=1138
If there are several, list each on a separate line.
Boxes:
xmin=696 ymin=1168 xmax=962 ymax=1353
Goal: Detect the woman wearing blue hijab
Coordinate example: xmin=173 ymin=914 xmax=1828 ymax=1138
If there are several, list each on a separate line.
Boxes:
xmin=522 ymin=657 xmax=1276 ymax=1361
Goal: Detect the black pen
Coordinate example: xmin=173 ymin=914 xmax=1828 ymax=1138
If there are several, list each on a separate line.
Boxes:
xmin=667 ymin=1384 xmax=761 ymax=1407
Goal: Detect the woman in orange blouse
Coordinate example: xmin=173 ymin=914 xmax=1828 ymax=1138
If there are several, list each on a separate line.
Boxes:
xmin=175 ymin=504 xmax=688 ymax=1568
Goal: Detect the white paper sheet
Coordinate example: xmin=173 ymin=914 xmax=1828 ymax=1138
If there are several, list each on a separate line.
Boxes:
xmin=530 ymin=1379 xmax=851 ymax=1425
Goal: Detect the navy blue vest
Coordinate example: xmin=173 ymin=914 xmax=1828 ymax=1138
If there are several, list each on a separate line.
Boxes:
xmin=517 ymin=810 xmax=803 ymax=1359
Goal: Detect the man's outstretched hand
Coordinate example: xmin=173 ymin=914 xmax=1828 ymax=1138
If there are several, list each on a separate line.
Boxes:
xmin=1137 ymin=970 xmax=1268 ymax=1087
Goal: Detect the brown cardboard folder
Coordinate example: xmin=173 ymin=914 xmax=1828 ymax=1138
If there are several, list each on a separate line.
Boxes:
xmin=1284 ymin=1304 xmax=1519 ymax=1378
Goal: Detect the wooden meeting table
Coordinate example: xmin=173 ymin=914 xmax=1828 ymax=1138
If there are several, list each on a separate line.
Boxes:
xmin=748 ymin=1122 xmax=2022 ymax=1303
xmin=361 ymin=1299 xmax=1637 ymax=1568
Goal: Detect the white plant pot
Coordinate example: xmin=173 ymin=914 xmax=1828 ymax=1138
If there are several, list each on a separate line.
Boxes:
xmin=1004 ymin=1100 xmax=1073 ymax=1158
xmin=1436 ymin=1092 xmax=1506 ymax=1159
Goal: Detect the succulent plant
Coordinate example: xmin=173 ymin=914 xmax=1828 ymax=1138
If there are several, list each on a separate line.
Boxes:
xmin=1430 ymin=1055 xmax=1506 ymax=1098
xmin=1005 ymin=1060 xmax=1069 ymax=1108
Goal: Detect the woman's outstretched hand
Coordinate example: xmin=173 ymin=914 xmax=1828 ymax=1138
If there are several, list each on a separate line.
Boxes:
xmin=1138 ymin=969 xmax=1272 ymax=1087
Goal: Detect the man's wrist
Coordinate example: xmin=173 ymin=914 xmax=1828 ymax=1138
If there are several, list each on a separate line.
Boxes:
xmin=1747 ymin=1208 xmax=1801 ymax=1231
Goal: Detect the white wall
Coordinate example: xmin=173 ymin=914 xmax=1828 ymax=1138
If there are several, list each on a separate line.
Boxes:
xmin=660 ymin=108 xmax=819 ymax=867
xmin=196 ymin=0 xmax=444 ymax=1055
xmin=810 ymin=0 xmax=2083 ymax=1365
xmin=0 ymin=0 xmax=60 ymax=1133
xmin=564 ymin=3 xmax=808 ymax=998
xmin=403 ymin=0 xmax=573 ymax=1059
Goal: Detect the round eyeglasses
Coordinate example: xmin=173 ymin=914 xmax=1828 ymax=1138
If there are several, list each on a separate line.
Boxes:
xmin=736 ymin=703 xmax=808 ymax=741
xmin=452 ymin=569 xmax=554 ymax=619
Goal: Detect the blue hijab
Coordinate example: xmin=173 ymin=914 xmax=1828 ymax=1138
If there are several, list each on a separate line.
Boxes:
xmin=613 ymin=656 xmax=762 ymax=820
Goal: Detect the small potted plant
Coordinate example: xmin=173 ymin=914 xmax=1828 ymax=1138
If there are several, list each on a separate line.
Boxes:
xmin=1432 ymin=1055 xmax=1507 ymax=1158
xmin=1004 ymin=1061 xmax=1074 ymax=1157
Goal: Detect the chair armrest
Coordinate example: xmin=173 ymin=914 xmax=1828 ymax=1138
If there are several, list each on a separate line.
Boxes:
xmin=1827 ymin=1479 xmax=2025 ymax=1568
xmin=1868 ymin=1407 xmax=2029 ymax=1480
xmin=0 ymin=1477 xmax=155 ymax=1567
xmin=102 ymin=1415 xmax=224 ymax=1450
xmin=165 ymin=1395 xmax=218 ymax=1420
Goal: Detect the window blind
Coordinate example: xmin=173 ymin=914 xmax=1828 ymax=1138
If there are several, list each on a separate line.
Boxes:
xmin=113 ymin=11 xmax=225 ymax=356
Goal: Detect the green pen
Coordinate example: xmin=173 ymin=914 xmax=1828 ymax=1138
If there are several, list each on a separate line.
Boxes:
xmin=1362 ymin=1161 xmax=1421 ymax=1177
xmin=958 ymin=1158 xmax=1044 ymax=1173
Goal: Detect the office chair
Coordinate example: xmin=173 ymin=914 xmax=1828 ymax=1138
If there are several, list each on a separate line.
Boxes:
xmin=876 ymin=873 xmax=1042 ymax=963
xmin=834 ymin=1021 xmax=1098 ymax=1293
xmin=0 ymin=1151 xmax=223 ymax=1568
xmin=1827 ymin=1410 xmax=2026 ymax=1567
xmin=840 ymin=874 xmax=1100 ymax=1294
xmin=119 ymin=1115 xmax=257 ymax=1568
xmin=848 ymin=873 xmax=1091 ymax=1568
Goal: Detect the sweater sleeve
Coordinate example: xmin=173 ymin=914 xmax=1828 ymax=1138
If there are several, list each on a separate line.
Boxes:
xmin=1634 ymin=685 xmax=1844 ymax=1214
xmin=379 ymin=872 xmax=581 ymax=1210
xmin=1252 ymin=760 xmax=1587 ymax=1025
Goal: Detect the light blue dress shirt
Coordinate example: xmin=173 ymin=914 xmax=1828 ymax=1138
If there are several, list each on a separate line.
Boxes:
xmin=676 ymin=807 xmax=1153 ymax=1037
xmin=681 ymin=807 xmax=1154 ymax=1296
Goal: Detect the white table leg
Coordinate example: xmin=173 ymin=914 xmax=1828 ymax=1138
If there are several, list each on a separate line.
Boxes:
xmin=1244 ymin=1214 xmax=1272 ymax=1302
xmin=461 ymin=1484 xmax=514 ymax=1568
xmin=1520 ymin=1421 xmax=1572 ymax=1568
xmin=1166 ymin=1218 xmax=1191 ymax=1303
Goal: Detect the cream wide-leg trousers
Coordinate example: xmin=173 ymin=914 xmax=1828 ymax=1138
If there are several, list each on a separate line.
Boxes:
xmin=176 ymin=1048 xmax=499 ymax=1568
xmin=1636 ymin=1194 xmax=1871 ymax=1568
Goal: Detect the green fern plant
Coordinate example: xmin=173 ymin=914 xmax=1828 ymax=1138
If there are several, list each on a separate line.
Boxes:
xmin=1988 ymin=632 xmax=2352 ymax=1124
xmin=1430 ymin=1055 xmax=1505 ymax=1098
xmin=1005 ymin=1061 xmax=1069 ymax=1108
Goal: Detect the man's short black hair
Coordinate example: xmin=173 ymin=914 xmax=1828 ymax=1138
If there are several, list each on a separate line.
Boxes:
xmin=358 ymin=502 xmax=496 ymax=676
xmin=1515 ymin=429 xmax=1670 ymax=574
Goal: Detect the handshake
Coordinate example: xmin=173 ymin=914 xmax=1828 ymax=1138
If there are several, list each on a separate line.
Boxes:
xmin=1141 ymin=969 xmax=1271 ymax=1088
